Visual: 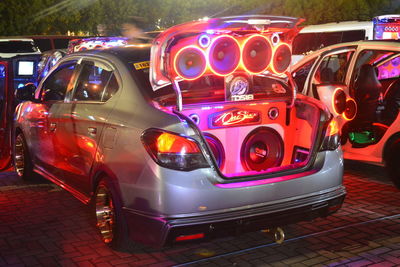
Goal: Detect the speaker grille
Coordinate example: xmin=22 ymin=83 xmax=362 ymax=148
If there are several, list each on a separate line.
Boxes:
xmin=174 ymin=46 xmax=207 ymax=80
xmin=241 ymin=127 xmax=284 ymax=171
xmin=242 ymin=35 xmax=272 ymax=74
xmin=208 ymin=35 xmax=241 ymax=76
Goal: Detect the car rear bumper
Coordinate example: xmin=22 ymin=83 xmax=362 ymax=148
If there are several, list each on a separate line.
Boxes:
xmin=123 ymin=185 xmax=346 ymax=247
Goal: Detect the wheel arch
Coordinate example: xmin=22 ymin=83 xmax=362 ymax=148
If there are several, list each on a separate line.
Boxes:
xmin=383 ymin=131 xmax=400 ymax=164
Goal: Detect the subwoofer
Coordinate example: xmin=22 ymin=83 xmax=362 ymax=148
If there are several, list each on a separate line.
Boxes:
xmin=204 ymin=133 xmax=225 ymax=168
xmin=343 ymin=98 xmax=357 ymax=121
xmin=271 ymin=43 xmax=291 ymax=74
xmin=242 ymin=35 xmax=272 ymax=74
xmin=173 ymin=46 xmax=207 ymax=80
xmin=208 ymin=35 xmax=241 ymax=76
xmin=241 ymin=127 xmax=284 ymax=171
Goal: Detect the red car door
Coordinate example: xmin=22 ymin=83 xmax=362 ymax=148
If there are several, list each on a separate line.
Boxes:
xmin=0 ymin=61 xmax=12 ymax=171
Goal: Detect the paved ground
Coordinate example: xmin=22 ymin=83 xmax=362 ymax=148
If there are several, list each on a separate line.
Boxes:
xmin=1 ymin=161 xmax=400 ymax=267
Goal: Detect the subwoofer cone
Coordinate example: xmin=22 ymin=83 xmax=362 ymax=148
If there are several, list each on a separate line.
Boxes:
xmin=204 ymin=133 xmax=225 ymax=168
xmin=241 ymin=127 xmax=284 ymax=171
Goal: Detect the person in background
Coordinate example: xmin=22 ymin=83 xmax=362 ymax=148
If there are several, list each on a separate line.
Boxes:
xmin=121 ymin=16 xmax=151 ymax=44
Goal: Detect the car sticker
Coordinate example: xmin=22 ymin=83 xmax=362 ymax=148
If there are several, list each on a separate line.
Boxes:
xmin=134 ymin=61 xmax=150 ymax=70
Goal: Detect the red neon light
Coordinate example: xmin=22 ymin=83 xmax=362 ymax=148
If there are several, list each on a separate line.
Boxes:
xmin=175 ymin=233 xmax=205 ymax=241
xmin=269 ymin=42 xmax=291 ymax=74
xmin=211 ymin=109 xmax=260 ymax=128
xmin=332 ymin=88 xmax=345 ymax=116
xmin=240 ymin=34 xmax=272 ymax=74
xmin=173 ymin=45 xmax=207 ymax=80
xmin=342 ymin=98 xmax=357 ymax=121
xmin=207 ymin=34 xmax=241 ymax=76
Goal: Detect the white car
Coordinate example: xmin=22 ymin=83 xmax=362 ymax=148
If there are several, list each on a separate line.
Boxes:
xmin=0 ymin=38 xmax=41 ymax=58
xmin=292 ymin=40 xmax=400 ymax=187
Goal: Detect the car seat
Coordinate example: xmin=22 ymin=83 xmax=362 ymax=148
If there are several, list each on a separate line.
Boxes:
xmin=353 ymin=64 xmax=382 ymax=127
xmin=381 ymin=78 xmax=400 ymax=125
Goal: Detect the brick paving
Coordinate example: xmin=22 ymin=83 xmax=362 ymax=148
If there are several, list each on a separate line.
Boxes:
xmin=1 ymin=161 xmax=400 ymax=266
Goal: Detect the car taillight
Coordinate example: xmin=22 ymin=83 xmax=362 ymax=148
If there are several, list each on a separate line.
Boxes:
xmin=320 ymin=118 xmax=340 ymax=151
xmin=141 ymin=129 xmax=209 ymax=171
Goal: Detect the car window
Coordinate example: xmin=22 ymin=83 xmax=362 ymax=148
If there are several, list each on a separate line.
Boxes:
xmin=377 ymin=54 xmax=400 ymax=79
xmin=54 ymin=39 xmax=70 ymax=49
xmin=41 ymin=62 xmax=77 ymax=101
xmin=0 ymin=41 xmax=39 ymax=53
xmin=313 ymin=51 xmax=354 ymax=85
xmin=0 ymin=63 xmax=5 ymax=123
xmin=292 ymin=58 xmax=317 ymax=93
xmin=33 ymin=39 xmax=52 ymax=52
xmin=73 ymin=61 xmax=119 ymax=102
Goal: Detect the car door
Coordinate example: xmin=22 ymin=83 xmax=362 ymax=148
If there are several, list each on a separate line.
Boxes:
xmin=0 ymin=61 xmax=12 ymax=171
xmin=28 ymin=60 xmax=79 ymax=177
xmin=55 ymin=58 xmax=119 ymax=194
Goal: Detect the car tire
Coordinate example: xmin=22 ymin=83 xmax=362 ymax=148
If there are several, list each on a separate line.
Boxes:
xmin=386 ymin=142 xmax=400 ymax=189
xmin=14 ymin=133 xmax=35 ymax=180
xmin=94 ymin=178 xmax=134 ymax=250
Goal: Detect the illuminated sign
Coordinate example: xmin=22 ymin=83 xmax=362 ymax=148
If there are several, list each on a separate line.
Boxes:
xmin=210 ymin=108 xmax=260 ymax=128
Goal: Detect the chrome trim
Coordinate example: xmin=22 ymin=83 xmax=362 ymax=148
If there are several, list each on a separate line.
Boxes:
xmin=34 ymin=166 xmax=91 ymax=204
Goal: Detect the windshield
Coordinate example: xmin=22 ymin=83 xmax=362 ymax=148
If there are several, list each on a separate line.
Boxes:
xmin=0 ymin=41 xmax=39 ymax=53
xmin=131 ymin=65 xmax=292 ymax=107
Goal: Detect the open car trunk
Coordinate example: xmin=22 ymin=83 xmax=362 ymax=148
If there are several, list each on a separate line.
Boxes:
xmin=153 ymin=75 xmax=326 ymax=178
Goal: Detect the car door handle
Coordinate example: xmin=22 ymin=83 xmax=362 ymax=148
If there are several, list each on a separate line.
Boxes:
xmin=88 ymin=127 xmax=97 ymax=136
xmin=49 ymin=123 xmax=57 ymax=132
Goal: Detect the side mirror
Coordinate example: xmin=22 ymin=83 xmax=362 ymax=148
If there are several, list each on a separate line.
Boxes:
xmin=15 ymin=83 xmax=37 ymax=102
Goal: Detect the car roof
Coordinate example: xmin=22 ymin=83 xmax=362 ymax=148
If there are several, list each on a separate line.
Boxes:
xmin=292 ymin=40 xmax=400 ymax=68
xmin=299 ymin=21 xmax=372 ymax=33
xmin=0 ymin=38 xmax=35 ymax=42
xmin=65 ymin=44 xmax=151 ymax=63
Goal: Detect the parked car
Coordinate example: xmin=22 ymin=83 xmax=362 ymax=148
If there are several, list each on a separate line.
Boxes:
xmin=0 ymin=54 xmax=39 ymax=171
xmin=292 ymin=40 xmax=400 ymax=188
xmin=0 ymin=38 xmax=41 ymax=58
xmin=14 ymin=16 xmax=345 ymax=249
xmin=26 ymin=35 xmax=86 ymax=52
xmin=37 ymin=49 xmax=67 ymax=84
xmin=292 ymin=21 xmax=373 ymax=65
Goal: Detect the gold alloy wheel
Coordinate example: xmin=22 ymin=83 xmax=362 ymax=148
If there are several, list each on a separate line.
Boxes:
xmin=95 ymin=185 xmax=115 ymax=244
xmin=14 ymin=135 xmax=25 ymax=177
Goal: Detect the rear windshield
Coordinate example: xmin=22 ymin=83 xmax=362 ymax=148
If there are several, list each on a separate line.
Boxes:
xmin=0 ymin=41 xmax=39 ymax=53
xmin=130 ymin=65 xmax=292 ymax=107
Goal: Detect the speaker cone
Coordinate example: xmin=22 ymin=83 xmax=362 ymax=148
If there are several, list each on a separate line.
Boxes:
xmin=208 ymin=35 xmax=241 ymax=76
xmin=242 ymin=35 xmax=272 ymax=74
xmin=333 ymin=88 xmax=347 ymax=115
xmin=241 ymin=127 xmax=284 ymax=171
xmin=204 ymin=133 xmax=225 ymax=168
xmin=271 ymin=43 xmax=291 ymax=74
xmin=343 ymin=98 xmax=357 ymax=121
xmin=174 ymin=46 xmax=207 ymax=80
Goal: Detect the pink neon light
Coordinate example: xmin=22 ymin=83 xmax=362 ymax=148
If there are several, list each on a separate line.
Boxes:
xmin=212 ymin=109 xmax=260 ymax=127
xmin=215 ymin=170 xmax=317 ymax=189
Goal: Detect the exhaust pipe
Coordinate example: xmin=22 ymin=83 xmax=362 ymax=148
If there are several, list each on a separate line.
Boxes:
xmin=262 ymin=227 xmax=285 ymax=244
